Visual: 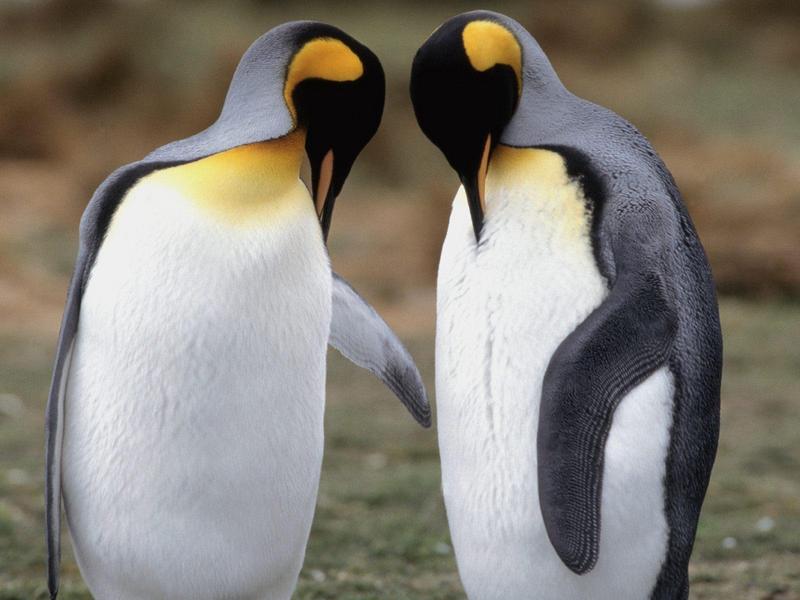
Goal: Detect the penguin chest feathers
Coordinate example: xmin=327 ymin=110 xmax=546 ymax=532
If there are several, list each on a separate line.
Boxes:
xmin=62 ymin=138 xmax=332 ymax=598
xmin=437 ymin=145 xmax=608 ymax=504
xmin=435 ymin=146 xmax=673 ymax=600
xmin=83 ymin=131 xmax=332 ymax=373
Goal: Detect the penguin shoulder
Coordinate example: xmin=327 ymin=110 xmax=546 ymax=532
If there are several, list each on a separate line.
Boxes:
xmin=125 ymin=132 xmax=312 ymax=227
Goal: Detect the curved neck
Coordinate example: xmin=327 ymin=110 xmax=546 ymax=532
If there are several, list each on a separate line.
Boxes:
xmin=497 ymin=17 xmax=576 ymax=146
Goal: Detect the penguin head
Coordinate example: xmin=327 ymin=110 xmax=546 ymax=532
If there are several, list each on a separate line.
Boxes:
xmin=410 ymin=12 xmax=522 ymax=241
xmin=187 ymin=22 xmax=385 ymax=241
xmin=282 ymin=24 xmax=385 ymax=240
xmin=411 ymin=12 xmax=571 ymax=242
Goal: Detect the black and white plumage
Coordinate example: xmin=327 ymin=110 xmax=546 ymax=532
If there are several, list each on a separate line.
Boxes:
xmin=411 ymin=11 xmax=721 ymax=600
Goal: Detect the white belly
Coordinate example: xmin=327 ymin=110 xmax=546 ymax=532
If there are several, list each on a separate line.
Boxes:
xmin=436 ymin=182 xmax=672 ymax=600
xmin=62 ymin=179 xmax=331 ymax=600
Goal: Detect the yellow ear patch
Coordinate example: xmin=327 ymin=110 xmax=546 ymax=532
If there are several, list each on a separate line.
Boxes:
xmin=462 ymin=21 xmax=522 ymax=91
xmin=284 ymin=38 xmax=364 ymax=121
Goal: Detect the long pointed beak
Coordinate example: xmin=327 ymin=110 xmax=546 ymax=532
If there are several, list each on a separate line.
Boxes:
xmin=313 ymin=149 xmax=336 ymax=242
xmin=460 ymin=135 xmax=492 ymax=243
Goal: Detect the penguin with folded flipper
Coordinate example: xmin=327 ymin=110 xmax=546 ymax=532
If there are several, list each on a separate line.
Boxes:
xmin=46 ymin=21 xmax=429 ymax=600
xmin=411 ymin=10 xmax=721 ymax=600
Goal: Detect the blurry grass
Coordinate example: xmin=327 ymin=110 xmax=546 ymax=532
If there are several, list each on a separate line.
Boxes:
xmin=1 ymin=299 xmax=799 ymax=598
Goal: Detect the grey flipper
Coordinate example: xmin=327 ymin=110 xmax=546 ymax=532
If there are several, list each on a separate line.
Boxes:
xmin=44 ymin=283 xmax=76 ymax=600
xmin=537 ymin=205 xmax=679 ymax=574
xmin=330 ymin=273 xmax=430 ymax=427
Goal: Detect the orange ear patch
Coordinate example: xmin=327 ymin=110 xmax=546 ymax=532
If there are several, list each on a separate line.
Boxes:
xmin=462 ymin=21 xmax=522 ymax=92
xmin=284 ymin=38 xmax=364 ymax=122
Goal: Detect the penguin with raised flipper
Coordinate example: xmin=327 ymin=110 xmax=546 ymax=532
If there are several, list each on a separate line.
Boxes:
xmin=46 ymin=21 xmax=429 ymax=600
xmin=411 ymin=10 xmax=721 ymax=600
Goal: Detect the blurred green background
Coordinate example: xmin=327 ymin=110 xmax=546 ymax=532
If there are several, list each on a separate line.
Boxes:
xmin=1 ymin=0 xmax=798 ymax=598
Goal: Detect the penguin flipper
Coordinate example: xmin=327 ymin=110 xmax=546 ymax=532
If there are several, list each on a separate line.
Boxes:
xmin=537 ymin=212 xmax=678 ymax=575
xmin=45 ymin=273 xmax=81 ymax=600
xmin=330 ymin=272 xmax=431 ymax=427
xmin=45 ymin=163 xmax=169 ymax=599
xmin=44 ymin=210 xmax=106 ymax=600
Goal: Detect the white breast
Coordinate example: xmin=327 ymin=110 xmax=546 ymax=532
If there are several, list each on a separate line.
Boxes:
xmin=436 ymin=162 xmax=672 ymax=600
xmin=62 ymin=177 xmax=331 ymax=600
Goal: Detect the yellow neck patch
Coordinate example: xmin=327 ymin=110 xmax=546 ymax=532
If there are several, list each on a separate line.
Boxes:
xmin=284 ymin=38 xmax=364 ymax=121
xmin=462 ymin=21 xmax=522 ymax=91
xmin=145 ymin=131 xmax=308 ymax=225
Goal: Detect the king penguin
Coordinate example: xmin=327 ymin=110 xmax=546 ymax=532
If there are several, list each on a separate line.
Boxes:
xmin=45 ymin=21 xmax=430 ymax=600
xmin=410 ymin=11 xmax=721 ymax=600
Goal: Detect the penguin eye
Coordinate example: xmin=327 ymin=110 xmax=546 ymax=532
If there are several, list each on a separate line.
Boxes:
xmin=284 ymin=38 xmax=364 ymax=122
